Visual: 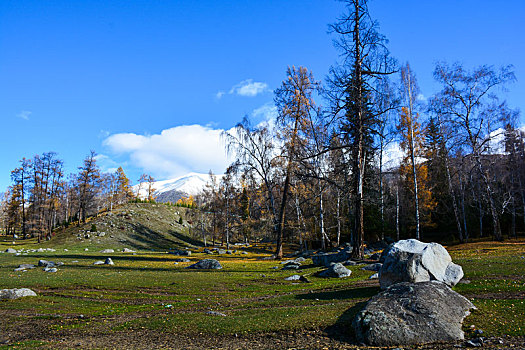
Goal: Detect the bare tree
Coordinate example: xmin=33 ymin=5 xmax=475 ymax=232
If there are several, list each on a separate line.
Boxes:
xmin=433 ymin=62 xmax=516 ymax=241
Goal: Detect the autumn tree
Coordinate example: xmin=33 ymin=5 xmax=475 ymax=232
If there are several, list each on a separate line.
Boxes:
xmin=273 ymin=66 xmax=320 ymax=258
xmin=76 ymin=151 xmax=101 ymax=225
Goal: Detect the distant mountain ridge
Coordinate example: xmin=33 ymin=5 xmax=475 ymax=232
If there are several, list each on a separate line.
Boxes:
xmin=133 ymin=172 xmax=221 ymax=203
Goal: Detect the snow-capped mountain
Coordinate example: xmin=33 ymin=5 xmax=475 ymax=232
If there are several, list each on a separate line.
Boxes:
xmin=133 ymin=172 xmax=221 ymax=203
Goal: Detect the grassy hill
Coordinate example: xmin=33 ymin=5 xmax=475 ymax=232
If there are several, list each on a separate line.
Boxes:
xmin=44 ymin=202 xmax=203 ymax=251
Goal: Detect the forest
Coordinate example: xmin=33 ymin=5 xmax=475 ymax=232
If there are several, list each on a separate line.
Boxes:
xmin=1 ymin=1 xmax=524 ymax=261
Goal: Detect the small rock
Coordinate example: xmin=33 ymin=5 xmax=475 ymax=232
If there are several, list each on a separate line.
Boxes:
xmin=43 ymin=267 xmax=58 ymax=273
xmin=93 ymin=261 xmax=105 ymax=265
xmin=0 ymin=288 xmax=37 ymax=300
xmin=100 ymin=249 xmax=114 ymax=253
xmin=362 ymin=263 xmax=382 ymax=272
xmin=174 ymin=258 xmax=190 ymax=262
xmin=122 ymin=248 xmax=135 ymax=253
xmin=369 ymin=272 xmax=379 ymax=279
xmin=206 ymin=311 xmax=227 ymax=317
xmin=284 ymin=275 xmax=301 ymax=281
xmin=105 ymin=258 xmax=114 ymax=265
xmin=5 ymin=248 xmax=17 ymax=254
xmin=318 ymin=263 xmax=352 ymax=278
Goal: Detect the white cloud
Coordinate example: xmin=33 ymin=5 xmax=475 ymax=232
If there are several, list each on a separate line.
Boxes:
xmin=17 ymin=110 xmax=31 ymax=120
xmin=103 ymin=125 xmax=235 ymax=180
xmin=216 ymin=79 xmax=269 ymax=99
xmin=416 ymin=93 xmax=427 ymax=101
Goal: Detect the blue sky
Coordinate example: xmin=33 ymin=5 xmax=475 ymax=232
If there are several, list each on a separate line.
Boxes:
xmin=1 ymin=0 xmax=524 ymax=191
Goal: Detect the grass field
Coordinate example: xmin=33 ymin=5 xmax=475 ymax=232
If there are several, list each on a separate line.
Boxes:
xmin=1 ymin=235 xmax=524 ymax=349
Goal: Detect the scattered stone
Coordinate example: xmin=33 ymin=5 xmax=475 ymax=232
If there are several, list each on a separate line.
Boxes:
xmin=312 ymin=250 xmax=351 ymax=267
xmin=353 ymin=281 xmax=476 ymax=347
xmin=93 ymin=261 xmax=105 ymax=265
xmin=362 ymin=263 xmax=382 ymax=272
xmin=18 ymin=264 xmax=36 ymax=270
xmin=281 ymin=262 xmax=301 ymax=270
xmin=84 ymin=248 xmax=89 ymax=251
xmin=206 ymin=311 xmax=227 ymax=317
xmin=369 ymin=252 xmax=381 ymax=260
xmin=186 ymin=259 xmax=222 ymax=270
xmin=318 ymin=263 xmax=352 ymax=278
xmin=5 ymin=248 xmax=17 ymax=254
xmin=169 ymin=249 xmax=191 ymax=256
xmin=343 ymin=260 xmax=358 ymax=266
xmin=43 ymin=267 xmax=58 ymax=273
xmin=38 ymin=260 xmax=55 ymax=268
xmin=0 ymin=288 xmax=37 ymax=300
xmin=284 ymin=275 xmax=301 ymax=281
xmin=174 ymin=258 xmax=191 ymax=262
xmin=466 ymin=338 xmax=484 ymax=347
xmin=64 ymin=249 xmax=68 ymax=252
xmin=105 ymin=258 xmax=114 ymax=265
xmin=122 ymin=248 xmax=135 ymax=253
xmin=369 ymin=273 xmax=379 ymax=279
xmin=241 ymin=251 xmax=248 ymax=255
xmin=217 ymin=249 xmax=227 ymax=255
xmin=379 ymin=239 xmax=464 ymax=289
xmin=100 ymin=249 xmax=114 ymax=253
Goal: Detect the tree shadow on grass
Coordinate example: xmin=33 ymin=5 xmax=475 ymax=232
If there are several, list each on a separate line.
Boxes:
xmin=295 ymin=286 xmax=376 ymax=345
xmin=325 ymin=301 xmax=367 ymax=344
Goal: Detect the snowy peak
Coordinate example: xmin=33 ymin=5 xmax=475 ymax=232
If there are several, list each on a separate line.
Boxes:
xmin=133 ymin=172 xmax=221 ymax=201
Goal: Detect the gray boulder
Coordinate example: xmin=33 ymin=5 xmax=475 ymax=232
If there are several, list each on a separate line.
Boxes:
xmin=174 ymin=258 xmax=191 ymax=262
xmin=122 ymin=248 xmax=135 ymax=253
xmin=281 ymin=262 xmax=301 ymax=270
xmin=353 ymin=281 xmax=476 ymax=346
xmin=379 ymin=239 xmax=463 ymax=289
xmin=5 ymin=248 xmax=17 ymax=253
xmin=38 ymin=260 xmax=55 ymax=267
xmin=100 ymin=249 xmax=114 ymax=253
xmin=105 ymin=258 xmax=114 ymax=265
xmin=362 ymin=263 xmax=382 ymax=272
xmin=0 ymin=288 xmax=37 ymax=300
xmin=187 ymin=259 xmax=222 ymax=270
xmin=284 ymin=275 xmax=301 ymax=281
xmin=318 ymin=263 xmax=352 ymax=278
xmin=18 ymin=264 xmax=36 ymax=270
xmin=169 ymin=249 xmax=191 ymax=256
xmin=93 ymin=260 xmax=105 ymax=265
xmin=312 ymin=250 xmax=351 ymax=267
xmin=43 ymin=267 xmax=58 ymax=272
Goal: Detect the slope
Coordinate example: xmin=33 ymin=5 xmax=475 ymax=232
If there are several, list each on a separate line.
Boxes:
xmin=49 ymin=202 xmax=203 ymax=251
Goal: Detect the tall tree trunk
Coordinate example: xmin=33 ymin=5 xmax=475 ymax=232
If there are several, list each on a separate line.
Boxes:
xmin=396 ymin=184 xmax=400 ymax=241
xmin=459 ymin=174 xmax=469 ymax=242
xmin=474 ymin=154 xmax=502 ymax=241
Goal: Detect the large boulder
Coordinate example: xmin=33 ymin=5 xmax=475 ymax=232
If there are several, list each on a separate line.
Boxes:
xmin=318 ymin=263 xmax=352 ymax=278
xmin=353 ymin=281 xmax=476 ymax=346
xmin=379 ymin=239 xmax=463 ymax=289
xmin=5 ymin=248 xmax=17 ymax=254
xmin=0 ymin=288 xmax=37 ymax=300
xmin=186 ymin=259 xmax=222 ymax=270
xmin=311 ymin=249 xmax=351 ymax=267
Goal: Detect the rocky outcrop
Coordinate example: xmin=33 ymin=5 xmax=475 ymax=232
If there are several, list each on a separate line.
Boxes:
xmin=379 ymin=239 xmax=463 ymax=289
xmin=353 ymin=281 xmax=475 ymax=346
xmin=186 ymin=259 xmax=222 ymax=270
